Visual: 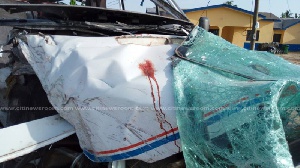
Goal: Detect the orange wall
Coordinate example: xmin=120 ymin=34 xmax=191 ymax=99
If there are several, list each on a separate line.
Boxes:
xmin=185 ymin=7 xmax=254 ymax=28
xmin=257 ymin=21 xmax=274 ymax=43
xmin=185 ymin=7 xmax=277 ymax=48
xmin=231 ymin=27 xmax=248 ymax=47
xmin=186 ymin=5 xmax=300 ymax=51
xmin=282 ymin=23 xmax=300 ymax=44
xmin=222 ymin=26 xmax=234 ymax=42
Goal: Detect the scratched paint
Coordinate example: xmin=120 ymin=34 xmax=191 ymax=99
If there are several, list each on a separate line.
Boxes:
xmin=139 ymin=60 xmax=180 ymax=152
xmin=18 ymin=35 xmax=180 ymax=163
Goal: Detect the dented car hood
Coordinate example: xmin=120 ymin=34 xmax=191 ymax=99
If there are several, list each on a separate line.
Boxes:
xmin=14 ymin=34 xmax=185 ymax=162
xmin=0 ymin=1 xmax=192 ymax=163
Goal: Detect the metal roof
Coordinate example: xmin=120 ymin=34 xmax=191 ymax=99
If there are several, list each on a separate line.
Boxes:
xmin=258 ymin=12 xmax=281 ymax=22
xmin=274 ymin=18 xmax=300 ymax=30
xmin=183 ymin=4 xmax=266 ymax=18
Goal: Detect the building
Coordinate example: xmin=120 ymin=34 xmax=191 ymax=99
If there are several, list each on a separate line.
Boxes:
xmin=183 ymin=4 xmax=300 ymax=51
xmin=273 ymin=18 xmax=300 ymax=51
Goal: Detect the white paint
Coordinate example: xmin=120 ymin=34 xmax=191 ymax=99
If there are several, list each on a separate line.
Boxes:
xmin=18 ymin=34 xmax=182 ymax=162
xmin=0 ymin=115 xmax=75 ymax=163
xmin=256 ymin=22 xmax=260 ymax=29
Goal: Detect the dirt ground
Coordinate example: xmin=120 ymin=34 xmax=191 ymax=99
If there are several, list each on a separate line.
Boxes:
xmin=278 ymin=52 xmax=300 ymax=65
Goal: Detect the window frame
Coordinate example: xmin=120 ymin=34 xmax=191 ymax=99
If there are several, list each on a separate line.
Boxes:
xmin=246 ymin=30 xmax=260 ymax=41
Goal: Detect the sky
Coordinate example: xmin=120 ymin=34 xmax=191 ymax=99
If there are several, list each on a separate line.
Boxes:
xmin=105 ymin=0 xmax=300 ymax=18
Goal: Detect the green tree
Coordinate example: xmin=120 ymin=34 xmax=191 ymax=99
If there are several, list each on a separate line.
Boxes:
xmin=223 ymin=1 xmax=237 ymax=7
xmin=281 ymin=10 xmax=293 ymax=18
xmin=295 ymin=13 xmax=298 ymax=18
xmin=70 ymin=0 xmax=76 ymax=5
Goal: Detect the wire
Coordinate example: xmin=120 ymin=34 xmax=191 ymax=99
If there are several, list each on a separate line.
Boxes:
xmin=286 ymin=0 xmax=291 ymax=12
xmin=268 ymin=0 xmax=271 ymax=13
xmin=249 ymin=0 xmax=253 ymax=29
xmin=207 ymin=0 xmax=211 ymax=6
xmin=200 ymin=0 xmax=211 ymax=18
xmin=206 ymin=0 xmax=210 ymax=17
xmin=195 ymin=0 xmax=211 ymax=28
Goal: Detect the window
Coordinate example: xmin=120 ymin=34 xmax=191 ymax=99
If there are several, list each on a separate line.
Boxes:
xmin=273 ymin=34 xmax=281 ymax=42
xmin=107 ymin=0 xmax=156 ymax=14
xmin=209 ymin=29 xmax=219 ymax=36
xmin=246 ymin=30 xmax=259 ymax=41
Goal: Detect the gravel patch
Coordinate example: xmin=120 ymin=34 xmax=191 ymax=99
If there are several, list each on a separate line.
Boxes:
xmin=278 ymin=52 xmax=300 ymax=65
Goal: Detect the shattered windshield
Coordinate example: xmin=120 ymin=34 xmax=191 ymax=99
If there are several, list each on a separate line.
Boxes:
xmin=174 ymin=26 xmax=300 ymax=167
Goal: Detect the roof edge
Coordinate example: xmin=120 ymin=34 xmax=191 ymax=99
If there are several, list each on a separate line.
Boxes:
xmin=183 ymin=4 xmax=266 ymax=18
xmin=283 ymin=20 xmax=300 ymax=29
xmin=262 ymin=19 xmax=281 ymax=22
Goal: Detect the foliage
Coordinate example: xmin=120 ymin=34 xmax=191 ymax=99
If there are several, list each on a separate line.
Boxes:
xmin=223 ymin=1 xmax=237 ymax=7
xmin=281 ymin=10 xmax=293 ymax=18
xmin=70 ymin=0 xmax=76 ymax=5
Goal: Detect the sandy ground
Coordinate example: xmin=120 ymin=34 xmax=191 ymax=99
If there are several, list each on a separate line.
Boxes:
xmin=278 ymin=52 xmax=300 ymax=65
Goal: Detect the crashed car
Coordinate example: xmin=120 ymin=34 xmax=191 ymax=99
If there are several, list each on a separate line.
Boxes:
xmin=1 ymin=0 xmax=300 ymax=168
xmin=0 ymin=0 xmax=193 ymax=167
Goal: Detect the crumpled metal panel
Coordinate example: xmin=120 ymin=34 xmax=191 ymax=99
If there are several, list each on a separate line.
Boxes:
xmin=18 ymin=34 xmax=182 ymax=162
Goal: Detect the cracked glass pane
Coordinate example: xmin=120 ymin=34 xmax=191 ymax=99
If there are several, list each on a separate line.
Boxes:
xmin=173 ymin=26 xmax=300 ymax=167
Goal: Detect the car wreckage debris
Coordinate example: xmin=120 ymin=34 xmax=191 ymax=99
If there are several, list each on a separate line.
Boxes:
xmin=0 ymin=1 xmax=300 ymax=168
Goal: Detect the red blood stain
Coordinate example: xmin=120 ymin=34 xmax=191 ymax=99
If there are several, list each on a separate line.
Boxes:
xmin=139 ymin=60 xmax=155 ymax=78
xmin=139 ymin=60 xmax=180 ymax=152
